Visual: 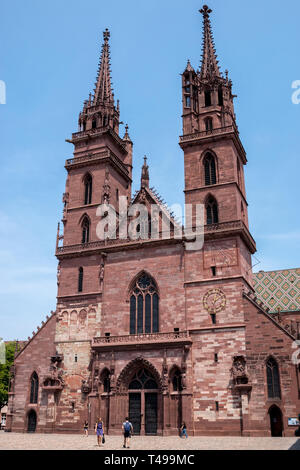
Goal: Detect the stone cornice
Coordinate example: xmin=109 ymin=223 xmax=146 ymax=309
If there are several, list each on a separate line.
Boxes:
xmin=57 ymin=292 xmax=101 ymax=301
xmin=56 ymin=237 xmax=182 ymax=259
xmin=184 ymin=181 xmax=248 ymax=207
xmin=67 ymin=126 xmax=127 ymax=154
xmin=184 ymin=275 xmax=253 ymax=291
xmin=65 ymin=149 xmax=131 ymax=183
xmin=179 ymin=124 xmax=247 ymax=164
xmin=189 ymin=324 xmax=246 ymax=334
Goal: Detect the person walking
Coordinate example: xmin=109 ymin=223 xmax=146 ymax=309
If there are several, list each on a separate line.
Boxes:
xmin=95 ymin=417 xmax=104 ymax=447
xmin=180 ymin=422 xmax=188 ymax=439
xmin=83 ymin=420 xmax=89 ymax=437
xmin=122 ymin=417 xmax=133 ymax=449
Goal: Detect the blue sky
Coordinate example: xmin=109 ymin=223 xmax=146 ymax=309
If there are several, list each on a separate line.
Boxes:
xmin=0 ymin=0 xmax=299 ymax=340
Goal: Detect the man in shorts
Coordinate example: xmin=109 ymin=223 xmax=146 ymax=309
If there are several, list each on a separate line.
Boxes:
xmin=122 ymin=417 xmax=133 ymax=449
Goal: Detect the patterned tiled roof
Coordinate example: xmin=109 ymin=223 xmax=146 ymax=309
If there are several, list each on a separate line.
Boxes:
xmin=253 ymin=268 xmax=300 ymax=313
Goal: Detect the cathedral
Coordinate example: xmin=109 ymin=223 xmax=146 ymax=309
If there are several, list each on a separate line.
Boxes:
xmin=6 ymin=6 xmax=300 ymax=437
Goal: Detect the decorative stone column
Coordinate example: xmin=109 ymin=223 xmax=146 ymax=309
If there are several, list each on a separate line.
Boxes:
xmin=181 ymin=392 xmax=193 ymax=435
xmin=162 ymin=391 xmax=170 ymax=435
xmin=88 ymin=392 xmax=99 ymax=430
xmin=230 ymin=356 xmax=252 ymax=436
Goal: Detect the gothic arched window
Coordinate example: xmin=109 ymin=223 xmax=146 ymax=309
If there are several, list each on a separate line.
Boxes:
xmin=100 ymin=369 xmax=111 ymax=393
xmin=30 ymin=372 xmax=39 ymax=404
xmin=84 ymin=174 xmax=92 ymax=205
xmin=128 ymin=369 xmax=158 ymax=390
xmin=206 ymin=197 xmax=219 ymax=225
xmin=129 ymin=274 xmax=159 ymax=335
xmin=78 ymin=267 xmax=83 ymax=293
xmin=81 ymin=217 xmax=90 ymax=244
xmin=267 ymin=358 xmax=281 ymax=400
xmin=171 ymin=368 xmax=183 ymax=392
xmin=204 ymin=153 xmax=217 ymax=185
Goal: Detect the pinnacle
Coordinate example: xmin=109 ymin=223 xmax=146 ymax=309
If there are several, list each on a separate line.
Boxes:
xmin=141 ymin=155 xmax=150 ymax=189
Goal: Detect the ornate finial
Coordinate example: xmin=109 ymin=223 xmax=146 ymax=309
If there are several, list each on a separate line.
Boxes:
xmin=199 ymin=5 xmax=212 ymax=18
xmin=103 ymin=28 xmax=110 ymax=42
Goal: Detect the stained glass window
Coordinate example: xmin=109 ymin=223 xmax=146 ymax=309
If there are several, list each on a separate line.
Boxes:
xmin=267 ymin=358 xmax=281 ymax=399
xmin=129 ymin=369 xmax=158 ymax=390
xmin=129 ymin=274 xmax=159 ymax=334
xmin=30 ymin=372 xmax=39 ymax=404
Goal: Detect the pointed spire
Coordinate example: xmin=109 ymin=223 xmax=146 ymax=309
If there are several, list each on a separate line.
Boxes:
xmin=93 ymin=29 xmax=114 ymax=105
xmin=199 ymin=5 xmax=221 ymax=80
xmin=184 ymin=60 xmax=195 ymax=73
xmin=123 ymin=124 xmax=131 ymax=142
xmin=141 ymin=156 xmax=149 ymax=188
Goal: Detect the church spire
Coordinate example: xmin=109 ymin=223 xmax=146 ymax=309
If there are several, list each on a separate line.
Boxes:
xmin=199 ymin=5 xmax=221 ymax=80
xmin=77 ymin=29 xmax=121 ymax=135
xmin=93 ymin=29 xmax=114 ymax=106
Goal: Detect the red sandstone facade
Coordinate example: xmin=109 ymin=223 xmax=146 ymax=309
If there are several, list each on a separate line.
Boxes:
xmin=6 ymin=6 xmax=300 ymax=437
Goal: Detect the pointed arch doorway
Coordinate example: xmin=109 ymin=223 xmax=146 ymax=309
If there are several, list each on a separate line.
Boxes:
xmin=27 ymin=410 xmax=37 ymax=433
xmin=128 ymin=368 xmax=158 ymax=435
xmin=269 ymin=405 xmax=283 ymax=437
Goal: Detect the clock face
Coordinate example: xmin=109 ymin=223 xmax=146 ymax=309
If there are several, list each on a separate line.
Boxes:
xmin=203 ymin=289 xmax=226 ymax=314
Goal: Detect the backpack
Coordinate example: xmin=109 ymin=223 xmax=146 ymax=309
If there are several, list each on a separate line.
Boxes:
xmin=124 ymin=421 xmax=131 ymax=432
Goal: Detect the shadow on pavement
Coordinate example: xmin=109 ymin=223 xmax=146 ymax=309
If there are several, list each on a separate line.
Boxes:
xmin=289 ymin=439 xmax=300 ymax=450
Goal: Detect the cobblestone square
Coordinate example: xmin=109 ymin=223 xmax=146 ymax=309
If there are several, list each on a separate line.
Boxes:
xmin=0 ymin=432 xmax=299 ymax=450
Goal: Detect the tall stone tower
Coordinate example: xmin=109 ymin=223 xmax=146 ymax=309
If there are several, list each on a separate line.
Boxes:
xmin=180 ymin=5 xmax=256 ymax=302
xmin=179 ymin=6 xmax=257 ymax=434
xmin=56 ymin=29 xmax=133 ymax=303
xmin=52 ymin=30 xmax=134 ymax=430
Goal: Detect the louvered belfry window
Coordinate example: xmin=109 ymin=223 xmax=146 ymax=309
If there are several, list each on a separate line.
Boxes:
xmin=130 ymin=274 xmax=159 ymax=335
xmin=84 ymin=174 xmax=92 ymax=205
xmin=206 ymin=197 xmax=219 ymax=225
xmin=81 ymin=218 xmax=90 ymax=244
xmin=204 ymin=153 xmax=216 ymax=186
xmin=267 ymin=358 xmax=281 ymax=399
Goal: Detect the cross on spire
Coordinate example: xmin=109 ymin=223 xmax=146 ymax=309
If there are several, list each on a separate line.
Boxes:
xmin=199 ymin=5 xmax=221 ymax=80
xmin=93 ymin=29 xmax=114 ymax=105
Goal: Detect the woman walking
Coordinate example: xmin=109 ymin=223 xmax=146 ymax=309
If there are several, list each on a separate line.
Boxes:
xmin=83 ymin=420 xmax=89 ymax=437
xmin=180 ymin=422 xmax=188 ymax=439
xmin=95 ymin=417 xmax=104 ymax=447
